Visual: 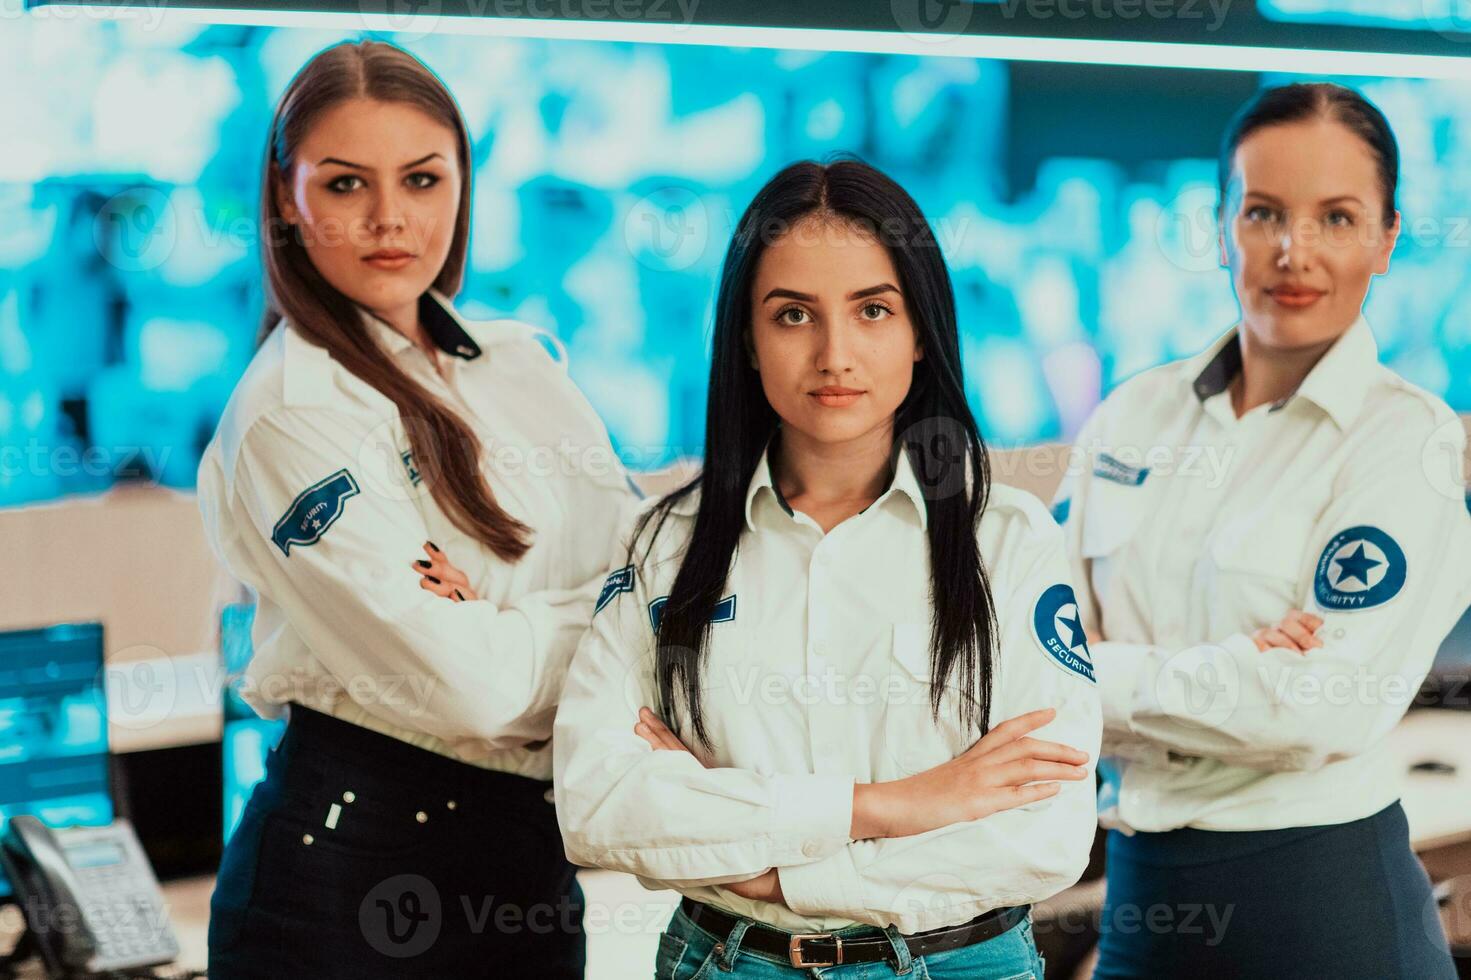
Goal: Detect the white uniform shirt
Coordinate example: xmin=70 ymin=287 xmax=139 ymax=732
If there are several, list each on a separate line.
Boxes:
xmin=1054 ymin=315 xmax=1471 ymax=834
xmin=553 ymin=445 xmax=1101 ymax=934
xmin=197 ymin=290 xmax=636 ymax=779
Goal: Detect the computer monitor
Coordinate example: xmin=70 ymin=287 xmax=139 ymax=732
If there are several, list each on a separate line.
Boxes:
xmin=0 ymin=622 xmax=113 ymax=899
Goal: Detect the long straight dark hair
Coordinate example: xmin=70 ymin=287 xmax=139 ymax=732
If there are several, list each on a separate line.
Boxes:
xmin=636 ymin=158 xmax=1000 ymax=749
xmin=260 ymin=40 xmax=531 ymax=561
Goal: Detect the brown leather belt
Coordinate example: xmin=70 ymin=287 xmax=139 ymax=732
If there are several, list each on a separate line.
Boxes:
xmin=678 ymin=897 xmax=1028 ymax=968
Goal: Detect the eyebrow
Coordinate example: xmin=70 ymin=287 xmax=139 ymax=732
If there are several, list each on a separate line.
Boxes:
xmin=317 ymin=152 xmax=445 ymax=170
xmin=1244 ymin=191 xmax=1365 ymax=208
xmin=761 ymin=283 xmax=902 ymax=303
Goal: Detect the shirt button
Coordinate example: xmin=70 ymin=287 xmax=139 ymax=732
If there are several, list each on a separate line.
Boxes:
xmin=802 ymin=841 xmax=821 ymax=858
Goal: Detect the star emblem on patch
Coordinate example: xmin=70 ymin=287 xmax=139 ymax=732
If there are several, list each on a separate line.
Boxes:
xmin=1032 ymin=583 xmax=1095 ymax=683
xmin=1313 ymin=526 xmax=1407 ymax=611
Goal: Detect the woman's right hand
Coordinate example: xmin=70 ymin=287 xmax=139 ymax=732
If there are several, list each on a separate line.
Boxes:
xmin=852 ymin=707 xmax=1090 ymax=840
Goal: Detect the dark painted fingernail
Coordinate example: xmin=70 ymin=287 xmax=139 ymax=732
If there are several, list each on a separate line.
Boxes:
xmin=426 ymin=575 xmax=441 ymax=585
xmin=427 ymin=541 xmax=440 ymax=552
xmin=416 ymin=560 xmax=431 ymax=569
xmin=454 ymin=589 xmax=465 ymax=601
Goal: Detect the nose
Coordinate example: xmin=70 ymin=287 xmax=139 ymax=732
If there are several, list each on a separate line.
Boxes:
xmin=368 ymin=184 xmax=407 ymax=236
xmin=813 ymin=320 xmax=857 ymax=376
xmin=1274 ymin=215 xmax=1316 ymax=273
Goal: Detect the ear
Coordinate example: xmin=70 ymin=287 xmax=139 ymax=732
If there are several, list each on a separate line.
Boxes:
xmin=744 ymin=330 xmax=759 ymax=371
xmin=1217 ymin=212 xmax=1230 ymax=269
xmin=273 ymin=165 xmax=301 ymax=226
xmin=1375 ymin=210 xmax=1401 ymax=275
xmin=913 ymin=342 xmax=924 ymax=363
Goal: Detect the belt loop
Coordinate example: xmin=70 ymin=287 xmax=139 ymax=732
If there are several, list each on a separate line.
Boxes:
xmin=881 ymin=924 xmax=915 ymax=974
xmin=715 ymin=918 xmax=752 ymax=971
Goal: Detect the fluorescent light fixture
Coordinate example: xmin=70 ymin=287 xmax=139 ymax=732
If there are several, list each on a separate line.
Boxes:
xmin=22 ymin=2 xmax=1471 ymax=80
xmin=1259 ymin=0 xmax=1466 ymax=32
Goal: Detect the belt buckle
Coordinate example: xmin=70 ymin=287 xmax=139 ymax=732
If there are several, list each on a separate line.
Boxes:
xmin=788 ymin=933 xmax=842 ymax=968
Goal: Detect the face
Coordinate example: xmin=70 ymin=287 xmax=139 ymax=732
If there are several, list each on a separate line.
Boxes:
xmin=1218 ymin=117 xmax=1399 ymax=351
xmin=748 ymin=215 xmax=923 ymax=448
xmin=275 ymin=97 xmax=461 ymax=321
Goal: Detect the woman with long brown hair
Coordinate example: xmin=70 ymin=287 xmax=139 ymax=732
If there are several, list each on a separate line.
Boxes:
xmin=196 ymin=40 xmax=633 ymax=976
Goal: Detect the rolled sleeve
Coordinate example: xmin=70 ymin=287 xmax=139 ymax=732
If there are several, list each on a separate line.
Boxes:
xmin=221 ymin=405 xmax=598 ymax=751
xmin=553 ymin=529 xmax=855 ymax=885
xmin=774 ymin=508 xmax=1102 ymax=932
xmin=1091 ymin=410 xmax=1471 ymax=771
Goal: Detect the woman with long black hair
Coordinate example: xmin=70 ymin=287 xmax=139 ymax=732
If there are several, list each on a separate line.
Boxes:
xmin=550 ymin=159 xmax=1101 ymax=977
xmin=197 ymin=40 xmax=633 ymax=977
xmin=1055 ymin=82 xmax=1471 ymax=978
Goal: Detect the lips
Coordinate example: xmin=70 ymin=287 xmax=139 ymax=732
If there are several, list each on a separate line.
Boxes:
xmin=1267 ymin=285 xmax=1326 ymax=309
xmin=809 ymin=386 xmax=864 ymax=407
xmin=363 ymin=249 xmax=415 ymax=270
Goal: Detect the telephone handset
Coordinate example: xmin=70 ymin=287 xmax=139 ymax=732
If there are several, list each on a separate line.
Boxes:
xmin=0 ymin=815 xmax=180 ymax=978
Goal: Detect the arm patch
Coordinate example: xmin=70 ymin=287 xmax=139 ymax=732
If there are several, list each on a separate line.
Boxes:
xmin=271 ymin=469 xmax=360 ymax=556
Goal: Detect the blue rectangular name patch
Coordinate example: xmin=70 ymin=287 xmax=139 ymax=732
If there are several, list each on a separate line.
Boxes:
xmin=1093 ymin=452 xmax=1149 ymax=487
xmin=648 ymin=595 xmax=736 ymax=633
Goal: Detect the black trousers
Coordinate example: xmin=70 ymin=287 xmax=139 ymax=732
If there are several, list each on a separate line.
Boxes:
xmin=208 ymin=704 xmax=585 ymax=978
xmin=1094 ymin=801 xmax=1456 ymax=980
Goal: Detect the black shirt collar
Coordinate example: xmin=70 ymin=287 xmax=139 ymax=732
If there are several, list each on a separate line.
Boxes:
xmin=1191 ymin=337 xmax=1242 ymax=402
xmin=420 ymin=292 xmax=481 ymax=360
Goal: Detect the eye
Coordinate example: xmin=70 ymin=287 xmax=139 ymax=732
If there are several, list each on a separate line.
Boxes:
xmin=406 ymin=171 xmax=440 ymax=190
xmin=327 ymin=174 xmax=364 ymax=194
xmin=1244 ymin=205 xmax=1277 ymax=223
xmin=774 ymin=305 xmax=810 ymax=326
xmin=1324 ymin=209 xmax=1355 ymax=227
xmin=859 ymin=301 xmax=894 ymax=321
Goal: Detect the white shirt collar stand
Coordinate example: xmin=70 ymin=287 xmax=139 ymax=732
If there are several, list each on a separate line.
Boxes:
xmin=741 ymin=438 xmax=929 ymax=533
xmin=1184 ymin=314 xmax=1377 ymax=430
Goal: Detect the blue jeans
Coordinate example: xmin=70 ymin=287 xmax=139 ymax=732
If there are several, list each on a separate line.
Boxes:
xmin=654 ymin=904 xmax=1045 ymax=979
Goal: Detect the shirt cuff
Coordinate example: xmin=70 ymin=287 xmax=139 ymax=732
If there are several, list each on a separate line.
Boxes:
xmin=769 ymin=772 xmax=855 ymax=865
xmin=778 ymin=847 xmax=865 ymax=920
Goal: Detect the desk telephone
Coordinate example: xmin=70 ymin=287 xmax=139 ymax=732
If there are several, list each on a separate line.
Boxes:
xmin=0 ymin=816 xmax=182 ymax=978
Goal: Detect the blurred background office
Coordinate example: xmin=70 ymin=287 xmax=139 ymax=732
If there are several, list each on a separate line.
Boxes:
xmin=1 ymin=4 xmax=1470 ymax=977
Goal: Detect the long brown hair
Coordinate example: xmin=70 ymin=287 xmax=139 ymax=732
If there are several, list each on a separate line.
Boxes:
xmin=260 ymin=40 xmax=531 ymax=561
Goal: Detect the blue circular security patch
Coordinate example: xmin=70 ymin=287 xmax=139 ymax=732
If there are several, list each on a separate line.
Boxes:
xmin=1032 ymin=583 xmax=1095 ymax=683
xmin=1313 ymin=525 xmax=1407 ymax=612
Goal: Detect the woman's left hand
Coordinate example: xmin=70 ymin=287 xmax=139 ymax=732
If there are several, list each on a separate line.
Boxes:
xmin=411 ymin=541 xmax=479 ymax=602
